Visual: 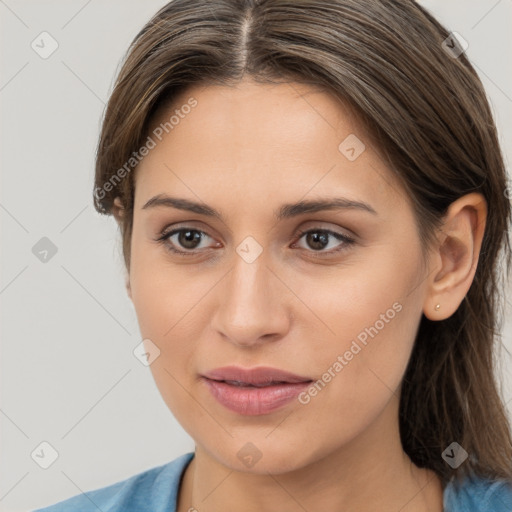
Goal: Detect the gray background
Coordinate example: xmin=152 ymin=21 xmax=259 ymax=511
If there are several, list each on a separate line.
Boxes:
xmin=1 ymin=1 xmax=511 ymax=510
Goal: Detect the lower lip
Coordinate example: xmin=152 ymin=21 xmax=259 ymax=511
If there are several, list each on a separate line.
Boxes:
xmin=202 ymin=378 xmax=312 ymax=416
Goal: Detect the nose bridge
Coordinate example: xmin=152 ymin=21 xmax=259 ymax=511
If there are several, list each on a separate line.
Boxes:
xmin=211 ymin=244 xmax=289 ymax=346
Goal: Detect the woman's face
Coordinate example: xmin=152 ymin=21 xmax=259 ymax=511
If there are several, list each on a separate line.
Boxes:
xmin=127 ymin=79 xmax=432 ymax=473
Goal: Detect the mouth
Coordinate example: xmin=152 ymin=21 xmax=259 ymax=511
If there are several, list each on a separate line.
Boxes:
xmin=201 ymin=365 xmax=313 ymax=386
xmin=200 ymin=366 xmax=313 ymax=415
xmin=216 ymin=379 xmax=296 ymax=388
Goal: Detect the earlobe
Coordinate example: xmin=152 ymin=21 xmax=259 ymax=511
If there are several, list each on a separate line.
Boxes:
xmin=422 ymin=192 xmax=487 ymax=321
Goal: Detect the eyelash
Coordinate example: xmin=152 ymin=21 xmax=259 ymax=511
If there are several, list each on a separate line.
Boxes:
xmin=155 ymin=226 xmax=356 ymax=257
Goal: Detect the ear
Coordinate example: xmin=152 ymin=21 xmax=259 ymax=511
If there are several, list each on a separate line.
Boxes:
xmin=112 ymin=196 xmax=125 ymax=226
xmin=422 ymin=192 xmax=487 ymax=321
xmin=112 ymin=197 xmax=132 ymax=300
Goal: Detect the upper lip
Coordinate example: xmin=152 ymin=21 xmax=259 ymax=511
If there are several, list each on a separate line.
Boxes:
xmin=201 ymin=366 xmax=313 ymax=385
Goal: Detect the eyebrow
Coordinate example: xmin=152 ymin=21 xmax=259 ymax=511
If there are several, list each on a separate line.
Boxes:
xmin=141 ymin=194 xmax=378 ymax=220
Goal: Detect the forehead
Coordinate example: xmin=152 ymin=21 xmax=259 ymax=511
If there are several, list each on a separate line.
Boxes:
xmin=134 ymin=79 xmax=408 ymax=216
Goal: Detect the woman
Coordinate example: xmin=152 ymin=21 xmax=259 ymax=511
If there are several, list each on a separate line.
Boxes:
xmin=35 ymin=0 xmax=512 ymax=510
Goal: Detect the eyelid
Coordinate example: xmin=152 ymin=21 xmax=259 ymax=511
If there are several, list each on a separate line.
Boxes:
xmin=158 ymin=220 xmax=356 ymax=240
xmin=294 ymin=221 xmax=357 ymax=239
xmin=158 ymin=221 xmax=218 ymax=243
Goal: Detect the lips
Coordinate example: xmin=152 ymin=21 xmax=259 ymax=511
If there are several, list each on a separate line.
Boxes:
xmin=200 ymin=366 xmax=313 ymax=415
xmin=201 ymin=365 xmax=313 ymax=386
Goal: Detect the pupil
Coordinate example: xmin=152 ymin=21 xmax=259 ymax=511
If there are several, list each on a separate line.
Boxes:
xmin=307 ymin=231 xmax=328 ymax=250
xmin=179 ymin=230 xmax=201 ymax=249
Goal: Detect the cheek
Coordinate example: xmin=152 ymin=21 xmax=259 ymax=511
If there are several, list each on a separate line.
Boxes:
xmin=130 ymin=274 xmax=200 ymax=427
xmin=292 ymin=248 xmax=423 ymax=423
xmin=128 ymin=247 xmax=219 ymax=415
xmin=129 ymin=236 xmax=212 ymax=338
xmin=286 ymin=301 xmax=419 ymax=459
xmin=130 ymin=270 xmax=207 ymax=373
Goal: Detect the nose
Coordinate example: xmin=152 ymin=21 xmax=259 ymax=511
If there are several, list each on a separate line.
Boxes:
xmin=210 ymin=248 xmax=291 ymax=348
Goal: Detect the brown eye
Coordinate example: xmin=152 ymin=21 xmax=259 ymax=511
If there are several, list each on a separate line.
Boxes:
xmin=157 ymin=228 xmax=217 ymax=255
xmin=294 ymin=228 xmax=355 ymax=254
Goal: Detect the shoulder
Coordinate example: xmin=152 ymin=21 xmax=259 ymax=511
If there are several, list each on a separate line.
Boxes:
xmin=32 ymin=452 xmax=195 ymax=512
xmin=443 ymin=473 xmax=512 ymax=511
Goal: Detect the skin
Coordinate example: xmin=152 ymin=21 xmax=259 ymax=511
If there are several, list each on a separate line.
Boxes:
xmin=113 ymin=78 xmax=487 ymax=512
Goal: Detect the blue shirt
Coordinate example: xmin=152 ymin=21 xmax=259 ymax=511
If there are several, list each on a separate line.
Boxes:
xmin=33 ymin=451 xmax=512 ymax=511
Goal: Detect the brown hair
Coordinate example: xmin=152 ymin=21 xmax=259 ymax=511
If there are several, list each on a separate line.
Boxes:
xmin=94 ymin=0 xmax=512 ymax=486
